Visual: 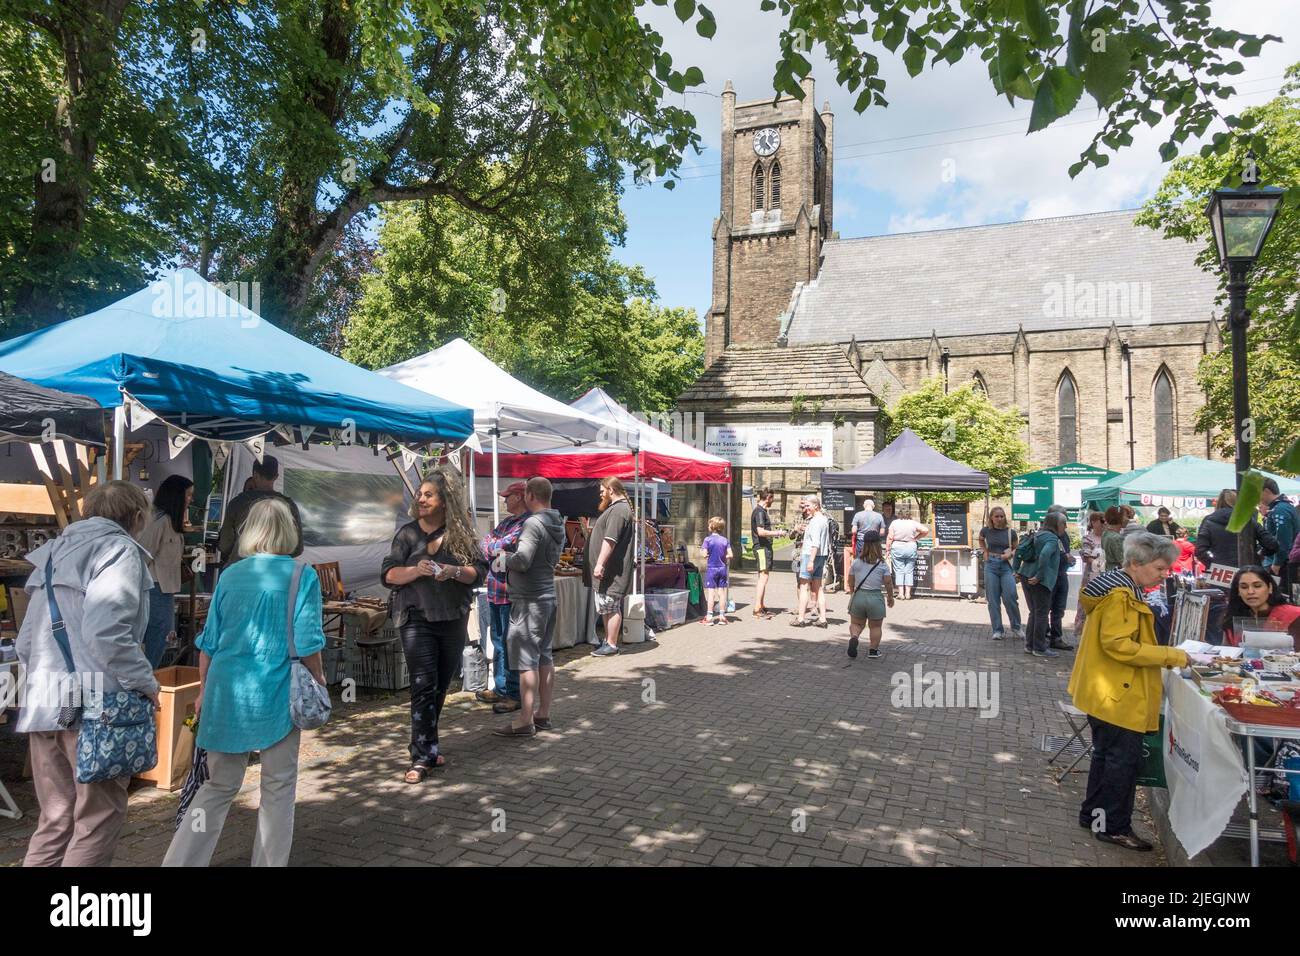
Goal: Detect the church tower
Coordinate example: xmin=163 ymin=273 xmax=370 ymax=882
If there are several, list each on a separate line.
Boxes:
xmin=707 ymin=76 xmax=833 ymax=365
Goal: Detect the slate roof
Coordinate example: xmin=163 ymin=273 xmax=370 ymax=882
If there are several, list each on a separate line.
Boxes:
xmin=784 ymin=209 xmax=1220 ymax=345
xmin=679 ymin=343 xmax=874 ymax=403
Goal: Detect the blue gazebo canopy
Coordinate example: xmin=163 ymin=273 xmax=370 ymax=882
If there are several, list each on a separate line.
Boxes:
xmin=0 ymin=270 xmax=472 ymax=445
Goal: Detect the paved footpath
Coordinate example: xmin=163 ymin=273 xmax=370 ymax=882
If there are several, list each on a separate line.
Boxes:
xmin=0 ymin=569 xmax=1166 ymax=867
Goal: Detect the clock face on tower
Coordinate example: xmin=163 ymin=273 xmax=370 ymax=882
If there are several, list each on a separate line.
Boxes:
xmin=753 ymin=127 xmax=780 ymax=157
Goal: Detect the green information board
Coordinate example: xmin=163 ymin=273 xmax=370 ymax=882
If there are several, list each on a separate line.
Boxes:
xmin=1011 ymin=462 xmax=1120 ymax=522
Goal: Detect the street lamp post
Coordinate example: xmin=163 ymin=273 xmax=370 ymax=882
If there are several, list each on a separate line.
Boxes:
xmin=1204 ymin=180 xmax=1284 ymax=568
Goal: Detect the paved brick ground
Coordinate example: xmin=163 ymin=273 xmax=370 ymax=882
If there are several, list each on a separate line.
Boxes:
xmin=1 ymin=568 xmax=1168 ymax=867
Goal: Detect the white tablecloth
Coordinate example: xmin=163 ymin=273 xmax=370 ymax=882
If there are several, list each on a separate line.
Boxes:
xmin=554 ymin=575 xmax=597 ymax=649
xmin=1162 ymin=672 xmax=1249 ymax=858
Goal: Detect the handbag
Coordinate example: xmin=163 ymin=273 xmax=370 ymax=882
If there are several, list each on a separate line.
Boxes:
xmin=286 ymin=562 xmax=332 ymax=730
xmin=461 ymin=643 xmax=489 ymax=694
xmin=42 ymin=556 xmax=158 ymax=784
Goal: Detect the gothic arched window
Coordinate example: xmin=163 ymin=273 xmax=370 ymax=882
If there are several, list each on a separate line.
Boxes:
xmin=770 ymin=162 xmax=782 ymax=208
xmin=1058 ymin=372 xmax=1078 ymax=464
xmin=1153 ymin=368 xmax=1176 ymax=462
xmin=752 ymin=162 xmax=765 ymax=212
xmin=971 ymin=372 xmax=988 ymax=396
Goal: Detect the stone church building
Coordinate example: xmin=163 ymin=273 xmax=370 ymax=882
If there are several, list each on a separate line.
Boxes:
xmin=674 ymin=77 xmax=1225 ymax=546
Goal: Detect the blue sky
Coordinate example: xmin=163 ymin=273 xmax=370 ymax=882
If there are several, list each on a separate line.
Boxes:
xmin=613 ymin=0 xmax=1296 ymax=321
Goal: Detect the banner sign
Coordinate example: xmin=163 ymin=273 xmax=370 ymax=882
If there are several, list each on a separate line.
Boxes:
xmin=1206 ymin=563 xmax=1237 ymax=588
xmin=705 ymin=424 xmax=833 ymax=469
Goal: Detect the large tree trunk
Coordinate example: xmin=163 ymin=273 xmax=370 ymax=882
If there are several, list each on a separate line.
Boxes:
xmin=16 ymin=0 xmax=131 ymax=322
xmin=257 ymin=0 xmax=355 ymax=328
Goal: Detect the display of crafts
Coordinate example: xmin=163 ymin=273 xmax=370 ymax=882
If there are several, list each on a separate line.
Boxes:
xmin=555 ymin=547 xmax=583 ymax=576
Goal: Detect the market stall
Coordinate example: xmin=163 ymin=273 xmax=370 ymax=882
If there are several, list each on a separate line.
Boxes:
xmin=1081 ymin=455 xmax=1300 ymax=524
xmin=0 ymin=271 xmax=473 ymax=479
xmin=820 ymin=429 xmax=988 ymax=598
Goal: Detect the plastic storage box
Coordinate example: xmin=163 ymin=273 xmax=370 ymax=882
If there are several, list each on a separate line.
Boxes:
xmin=645 ymin=588 xmax=690 ymax=631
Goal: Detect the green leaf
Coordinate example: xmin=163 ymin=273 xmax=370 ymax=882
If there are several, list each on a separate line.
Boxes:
xmin=1084 ymin=32 xmax=1131 ymax=107
xmin=997 ymin=31 xmax=1028 ymax=102
xmin=1021 ymin=0 xmax=1054 ymax=47
xmin=902 ymin=43 xmax=926 ymax=77
xmin=696 ymin=13 xmax=716 ymax=38
xmin=1227 ymin=470 xmax=1264 ymax=533
xmin=851 ymin=20 xmax=871 ymax=36
xmin=683 ymin=66 xmax=704 ymax=86
xmin=1158 ymin=140 xmax=1178 ymax=162
xmin=673 ymin=0 xmax=695 ymax=23
xmin=1282 ymin=438 xmax=1300 ymax=474
xmin=666 ymin=72 xmax=686 ymax=94
xmin=1239 ymin=37 xmax=1263 ymax=57
xmin=883 ymin=20 xmax=907 ymax=52
xmin=1065 ymin=0 xmax=1086 ymax=72
xmin=854 ymin=89 xmax=872 ymax=112
xmin=1029 ymin=66 xmax=1084 ymax=132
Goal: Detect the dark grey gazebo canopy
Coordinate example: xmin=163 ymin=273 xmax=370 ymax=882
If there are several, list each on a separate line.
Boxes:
xmin=0 ymin=371 xmax=105 ymax=446
xmin=820 ymin=428 xmax=988 ymax=492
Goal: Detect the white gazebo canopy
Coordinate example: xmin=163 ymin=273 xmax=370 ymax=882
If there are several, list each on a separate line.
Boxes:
xmin=379 ymin=338 xmax=635 ymax=455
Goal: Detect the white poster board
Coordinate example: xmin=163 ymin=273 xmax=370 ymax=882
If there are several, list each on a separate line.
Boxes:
xmin=705 ymin=424 xmax=833 ymax=468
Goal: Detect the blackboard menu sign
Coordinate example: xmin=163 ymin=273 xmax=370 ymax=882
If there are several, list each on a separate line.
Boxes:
xmin=820 ymin=487 xmax=853 ymax=512
xmin=915 ymin=542 xmax=932 ymax=589
xmin=932 ymin=502 xmax=970 ymax=547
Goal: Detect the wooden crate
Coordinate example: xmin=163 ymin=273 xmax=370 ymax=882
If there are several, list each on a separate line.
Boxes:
xmin=135 ymin=665 xmax=201 ymax=790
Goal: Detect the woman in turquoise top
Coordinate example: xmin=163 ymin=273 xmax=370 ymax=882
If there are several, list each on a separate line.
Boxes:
xmin=163 ymin=497 xmax=326 ymax=867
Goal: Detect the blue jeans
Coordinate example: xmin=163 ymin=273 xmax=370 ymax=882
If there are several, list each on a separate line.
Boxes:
xmin=891 ymin=542 xmax=918 ymax=586
xmin=984 ymin=558 xmax=1021 ymax=634
xmin=142 ymin=584 xmax=172 ymax=668
xmin=488 ymin=601 xmax=519 ymax=699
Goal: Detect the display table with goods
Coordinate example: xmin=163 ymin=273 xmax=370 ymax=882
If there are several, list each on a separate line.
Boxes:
xmin=1162 ymin=639 xmax=1300 ymax=865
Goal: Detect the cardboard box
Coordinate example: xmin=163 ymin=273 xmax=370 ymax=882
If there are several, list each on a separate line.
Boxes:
xmin=135 ymin=665 xmax=201 ymax=790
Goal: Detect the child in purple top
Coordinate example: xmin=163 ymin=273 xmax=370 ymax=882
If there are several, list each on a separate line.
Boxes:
xmin=701 ymin=516 xmax=733 ymax=625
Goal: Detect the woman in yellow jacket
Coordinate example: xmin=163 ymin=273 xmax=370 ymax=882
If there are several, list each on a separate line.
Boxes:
xmin=1067 ymin=532 xmax=1189 ymax=852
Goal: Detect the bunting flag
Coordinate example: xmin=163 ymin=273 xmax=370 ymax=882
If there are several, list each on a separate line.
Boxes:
xmin=166 ymin=424 xmax=196 ymax=459
xmin=465 ymin=432 xmax=482 ymax=453
xmin=126 ymin=395 xmax=157 ymax=432
xmin=275 ymin=424 xmax=296 ymax=445
xmin=208 ymin=441 xmax=231 ymax=471
xmin=298 ymin=424 xmax=316 ymax=444
xmin=400 ymin=447 xmax=419 ymax=472
xmin=244 ymin=434 xmax=265 ymax=463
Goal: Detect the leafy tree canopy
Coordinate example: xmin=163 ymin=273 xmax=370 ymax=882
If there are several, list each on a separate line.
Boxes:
xmin=884 ymin=376 xmax=1031 ymax=512
xmin=0 ymin=0 xmax=1284 ymax=333
xmin=1137 ymin=65 xmax=1300 ymax=474
xmin=341 ymin=160 xmax=703 ymax=412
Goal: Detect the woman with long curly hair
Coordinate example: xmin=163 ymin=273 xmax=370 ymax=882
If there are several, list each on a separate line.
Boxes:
xmin=382 ymin=467 xmax=486 ymax=783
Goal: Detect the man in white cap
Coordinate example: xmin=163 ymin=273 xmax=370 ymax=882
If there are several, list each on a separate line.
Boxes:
xmin=793 ymin=495 xmax=831 ymax=628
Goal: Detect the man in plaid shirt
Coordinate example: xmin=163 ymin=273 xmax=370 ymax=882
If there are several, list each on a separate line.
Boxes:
xmin=479 ymin=481 xmax=529 ymax=713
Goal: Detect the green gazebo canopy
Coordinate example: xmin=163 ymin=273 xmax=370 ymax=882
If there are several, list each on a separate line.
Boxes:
xmin=1080 ymin=455 xmax=1300 ymax=509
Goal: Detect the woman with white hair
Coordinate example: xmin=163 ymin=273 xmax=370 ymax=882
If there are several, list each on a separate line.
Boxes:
xmin=18 ymin=480 xmax=160 ymax=867
xmin=1068 ymin=532 xmax=1189 ymax=852
xmin=163 ymin=497 xmax=327 ymax=866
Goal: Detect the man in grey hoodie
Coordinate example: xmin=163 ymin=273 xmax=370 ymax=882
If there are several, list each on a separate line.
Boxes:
xmin=491 ymin=477 xmax=565 ymax=738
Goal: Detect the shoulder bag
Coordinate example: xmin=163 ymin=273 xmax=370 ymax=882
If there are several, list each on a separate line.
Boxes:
xmin=43 ymin=556 xmax=159 ymax=784
xmin=286 ymin=562 xmax=332 ymax=730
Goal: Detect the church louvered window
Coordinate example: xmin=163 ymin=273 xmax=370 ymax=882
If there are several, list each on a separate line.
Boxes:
xmin=753 ymin=162 xmax=765 ymax=212
xmin=1058 ymin=373 xmax=1078 ymax=464
xmin=770 ymin=162 xmax=781 ymax=208
xmin=1154 ymin=369 xmax=1175 ymax=462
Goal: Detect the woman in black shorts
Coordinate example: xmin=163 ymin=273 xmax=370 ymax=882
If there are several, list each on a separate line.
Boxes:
xmin=846 ymin=529 xmax=895 ymax=659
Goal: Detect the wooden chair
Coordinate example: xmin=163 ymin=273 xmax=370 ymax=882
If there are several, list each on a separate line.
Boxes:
xmin=313 ymin=562 xmax=345 ymax=602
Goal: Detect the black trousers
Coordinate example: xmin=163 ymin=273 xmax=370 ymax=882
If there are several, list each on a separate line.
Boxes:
xmin=399 ymin=613 xmax=468 ymax=764
xmin=1048 ymin=567 xmax=1070 ymax=640
xmin=1079 ymin=716 xmax=1144 ymax=835
xmin=1023 ymin=581 xmax=1053 ymax=652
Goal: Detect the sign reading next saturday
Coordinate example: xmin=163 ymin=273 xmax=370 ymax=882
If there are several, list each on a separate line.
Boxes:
xmin=706 ymin=424 xmax=834 ymax=469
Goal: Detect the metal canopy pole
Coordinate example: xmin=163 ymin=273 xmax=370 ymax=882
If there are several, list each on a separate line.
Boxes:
xmin=112 ymin=404 xmax=126 ymax=480
xmin=635 ymin=449 xmax=642 ymax=595
xmin=491 ymin=428 xmax=500 ymax=526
